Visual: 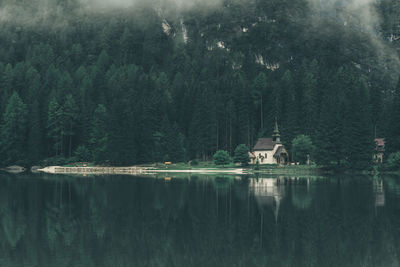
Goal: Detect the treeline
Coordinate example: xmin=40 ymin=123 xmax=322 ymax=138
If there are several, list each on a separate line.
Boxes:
xmin=0 ymin=0 xmax=399 ymax=168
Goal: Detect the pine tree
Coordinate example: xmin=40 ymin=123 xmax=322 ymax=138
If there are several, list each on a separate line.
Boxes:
xmin=301 ymin=59 xmax=319 ymax=135
xmin=26 ymin=67 xmax=43 ymax=163
xmin=386 ymin=78 xmax=400 ymax=153
xmin=47 ymin=98 xmax=63 ymax=156
xmin=314 ymin=87 xmax=342 ymax=166
xmin=252 ymin=72 xmax=267 ymax=132
xmin=89 ymin=104 xmax=109 ymax=163
xmin=342 ymin=75 xmax=373 ymax=169
xmin=161 ymin=117 xmax=186 ymax=163
xmin=27 ymin=100 xmax=43 ymax=164
xmin=0 ymin=92 xmax=28 ymax=165
xmin=1 ymin=64 xmax=14 ymax=113
xmin=233 ymin=144 xmax=250 ymax=166
xmin=63 ymin=94 xmax=79 ymax=158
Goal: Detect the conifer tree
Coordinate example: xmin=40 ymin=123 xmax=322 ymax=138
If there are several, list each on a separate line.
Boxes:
xmin=0 ymin=92 xmax=28 ymax=165
xmin=27 ymin=100 xmax=43 ymax=164
xmin=252 ymin=72 xmax=267 ymax=131
xmin=63 ymin=94 xmax=79 ymax=158
xmin=233 ymin=144 xmax=250 ymax=166
xmin=47 ymin=98 xmax=63 ymax=156
xmin=344 ymin=77 xmax=374 ymax=169
xmin=89 ymin=104 xmax=109 ymax=163
xmin=386 ymin=79 xmax=400 ymax=153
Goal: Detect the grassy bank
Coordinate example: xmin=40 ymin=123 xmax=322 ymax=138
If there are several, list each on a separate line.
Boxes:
xmin=139 ymin=161 xmax=328 ymax=175
xmin=145 ymin=161 xmax=240 ymax=170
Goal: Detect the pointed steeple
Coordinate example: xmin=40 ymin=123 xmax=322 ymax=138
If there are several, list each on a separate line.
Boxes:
xmin=272 ymin=116 xmax=281 ymax=143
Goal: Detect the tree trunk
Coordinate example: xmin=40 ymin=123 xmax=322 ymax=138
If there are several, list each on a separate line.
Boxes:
xmin=229 ymin=117 xmax=232 ymax=155
xmin=261 ymin=95 xmax=263 ymax=130
xmin=69 ymin=135 xmax=72 ymax=158
xmin=69 ymin=124 xmax=73 ymax=158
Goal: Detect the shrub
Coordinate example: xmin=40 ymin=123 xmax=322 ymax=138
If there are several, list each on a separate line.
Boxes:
xmin=213 ymin=150 xmax=231 ymax=167
xmin=191 ymin=159 xmax=200 ymax=166
xmin=387 ymin=152 xmax=400 ymax=170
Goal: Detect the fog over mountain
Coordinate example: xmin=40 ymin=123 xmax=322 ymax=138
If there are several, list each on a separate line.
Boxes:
xmin=0 ymin=0 xmax=382 ymax=24
xmin=0 ymin=0 xmax=223 ymax=23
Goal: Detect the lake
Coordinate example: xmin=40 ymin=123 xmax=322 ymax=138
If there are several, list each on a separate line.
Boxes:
xmin=0 ymin=173 xmax=399 ymax=267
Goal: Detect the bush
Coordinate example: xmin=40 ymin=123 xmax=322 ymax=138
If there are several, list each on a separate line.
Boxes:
xmin=387 ymin=152 xmax=400 ymax=170
xmin=213 ymin=150 xmax=231 ymax=166
xmin=191 ymin=159 xmax=200 ymax=166
xmin=233 ymin=144 xmax=250 ymax=166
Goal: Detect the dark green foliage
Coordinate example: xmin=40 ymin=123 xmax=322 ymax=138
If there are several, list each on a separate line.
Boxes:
xmin=42 ymin=156 xmax=76 ymax=167
xmin=213 ymin=150 xmax=231 ymax=166
xmin=47 ymin=98 xmax=63 ymax=156
xmin=74 ymin=146 xmax=92 ymax=162
xmin=63 ymin=94 xmax=79 ymax=158
xmin=27 ymin=100 xmax=43 ymax=165
xmin=386 ymin=152 xmax=400 ymax=170
xmin=0 ymin=1 xmax=397 ymax=169
xmin=0 ymin=92 xmax=28 ymax=165
xmin=89 ymin=104 xmax=109 ymax=163
xmin=386 ymin=80 xmax=400 ymax=153
xmin=233 ymin=144 xmax=250 ymax=166
xmin=160 ymin=117 xmax=186 ymax=162
xmin=292 ymin=135 xmax=315 ymax=164
xmin=191 ymin=159 xmax=200 ymax=166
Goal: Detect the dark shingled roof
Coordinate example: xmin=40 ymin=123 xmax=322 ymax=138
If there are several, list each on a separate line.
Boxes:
xmin=273 ymin=146 xmax=288 ymax=157
xmin=253 ymin=138 xmax=276 ymax=151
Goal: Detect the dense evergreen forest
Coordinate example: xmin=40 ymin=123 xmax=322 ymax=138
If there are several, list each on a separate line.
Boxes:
xmin=0 ymin=0 xmax=399 ymax=168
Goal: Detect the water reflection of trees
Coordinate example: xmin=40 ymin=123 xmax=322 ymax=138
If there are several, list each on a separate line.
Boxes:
xmin=0 ymin=174 xmax=399 ymax=266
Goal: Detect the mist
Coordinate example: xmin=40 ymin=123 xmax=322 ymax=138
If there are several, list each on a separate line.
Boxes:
xmin=307 ymin=0 xmax=380 ymax=32
xmin=307 ymin=0 xmax=399 ymax=73
xmin=79 ymin=0 xmax=223 ymax=10
xmin=0 ymin=0 xmax=397 ymax=72
xmin=0 ymin=0 xmax=224 ymax=25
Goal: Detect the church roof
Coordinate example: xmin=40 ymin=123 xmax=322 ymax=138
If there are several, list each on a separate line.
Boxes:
xmin=253 ymin=138 xmax=276 ymax=151
xmin=274 ymin=146 xmax=288 ymax=157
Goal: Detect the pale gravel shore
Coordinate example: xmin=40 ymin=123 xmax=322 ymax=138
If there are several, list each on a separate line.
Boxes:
xmin=38 ymin=166 xmax=246 ymax=175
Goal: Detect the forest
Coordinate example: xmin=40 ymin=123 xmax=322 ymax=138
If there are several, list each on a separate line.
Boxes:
xmin=0 ymin=0 xmax=399 ymax=169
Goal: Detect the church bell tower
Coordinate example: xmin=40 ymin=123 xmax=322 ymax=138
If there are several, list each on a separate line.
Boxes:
xmin=272 ymin=117 xmax=281 ymax=143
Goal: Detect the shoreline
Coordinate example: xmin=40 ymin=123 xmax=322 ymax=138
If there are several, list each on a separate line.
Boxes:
xmin=37 ymin=166 xmax=248 ymax=175
xmin=8 ymin=163 xmax=396 ymax=177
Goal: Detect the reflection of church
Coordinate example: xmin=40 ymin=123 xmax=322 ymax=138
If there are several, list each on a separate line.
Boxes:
xmin=374 ymin=179 xmax=385 ymax=207
xmin=249 ymin=178 xmax=285 ymax=222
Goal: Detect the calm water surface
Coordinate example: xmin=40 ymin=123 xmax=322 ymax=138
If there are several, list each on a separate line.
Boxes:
xmin=0 ymin=173 xmax=400 ymax=267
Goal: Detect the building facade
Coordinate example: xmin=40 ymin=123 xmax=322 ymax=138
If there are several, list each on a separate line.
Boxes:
xmin=249 ymin=119 xmax=289 ymax=165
